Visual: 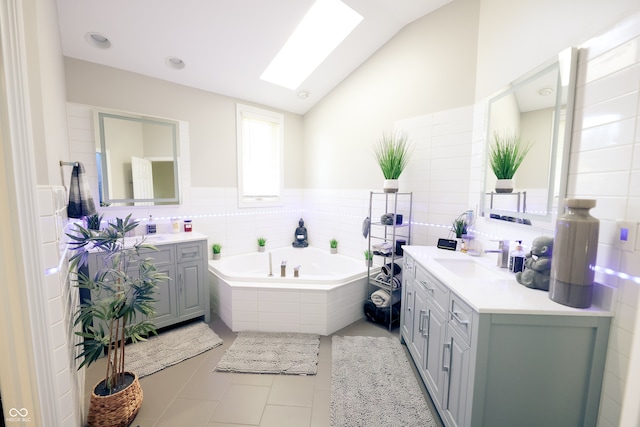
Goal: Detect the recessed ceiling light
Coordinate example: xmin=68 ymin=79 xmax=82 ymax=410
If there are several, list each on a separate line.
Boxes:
xmin=297 ymin=90 xmax=310 ymax=99
xmin=538 ymin=87 xmax=553 ymax=96
xmin=85 ymin=32 xmax=111 ymax=49
xmin=260 ymin=0 xmax=363 ymax=90
xmin=165 ymin=56 xmax=186 ymax=70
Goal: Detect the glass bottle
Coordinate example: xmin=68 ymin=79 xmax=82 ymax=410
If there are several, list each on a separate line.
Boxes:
xmin=549 ymin=199 xmax=599 ymax=308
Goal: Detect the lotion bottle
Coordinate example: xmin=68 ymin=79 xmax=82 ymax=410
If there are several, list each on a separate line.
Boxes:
xmin=509 ymin=240 xmax=525 ymax=273
xmin=146 ymin=215 xmax=157 ymax=234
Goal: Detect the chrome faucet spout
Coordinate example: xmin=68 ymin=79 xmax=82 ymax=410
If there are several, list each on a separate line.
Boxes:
xmin=485 ymin=240 xmax=510 ymax=268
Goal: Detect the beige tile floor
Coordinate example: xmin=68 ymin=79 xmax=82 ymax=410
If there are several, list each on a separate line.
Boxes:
xmin=84 ymin=315 xmax=444 ymax=427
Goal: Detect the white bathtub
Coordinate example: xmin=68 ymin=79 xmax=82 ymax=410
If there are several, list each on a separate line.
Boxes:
xmin=208 ymin=247 xmax=371 ymax=335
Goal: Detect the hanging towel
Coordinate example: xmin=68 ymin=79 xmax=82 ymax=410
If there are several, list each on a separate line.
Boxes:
xmin=67 ymin=162 xmax=96 ymax=219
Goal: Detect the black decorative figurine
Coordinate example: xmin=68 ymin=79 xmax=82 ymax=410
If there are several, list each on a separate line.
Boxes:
xmin=292 ymin=218 xmax=309 ymax=248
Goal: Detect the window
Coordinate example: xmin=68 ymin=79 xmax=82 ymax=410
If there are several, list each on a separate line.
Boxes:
xmin=236 ymin=104 xmax=284 ymax=207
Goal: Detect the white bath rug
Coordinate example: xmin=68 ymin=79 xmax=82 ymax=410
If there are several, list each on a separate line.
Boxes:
xmin=331 ymin=335 xmax=437 ymax=427
xmin=125 ymin=321 xmax=223 ymax=378
xmin=215 ymin=331 xmax=320 ymax=375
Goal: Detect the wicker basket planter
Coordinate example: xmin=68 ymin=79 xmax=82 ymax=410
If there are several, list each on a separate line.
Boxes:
xmin=87 ymin=372 xmax=143 ymax=427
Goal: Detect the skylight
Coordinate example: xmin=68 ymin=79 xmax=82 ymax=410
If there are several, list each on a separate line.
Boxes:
xmin=260 ymin=0 xmax=363 ymax=90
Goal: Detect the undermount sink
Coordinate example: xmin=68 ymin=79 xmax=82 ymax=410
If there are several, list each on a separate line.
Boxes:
xmin=433 ymin=258 xmax=505 ymax=280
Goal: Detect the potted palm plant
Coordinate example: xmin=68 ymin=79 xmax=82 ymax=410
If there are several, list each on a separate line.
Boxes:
xmin=257 ymin=237 xmax=267 ymax=252
xmin=373 ymin=130 xmax=412 ymax=193
xmin=489 ymin=130 xmax=532 ymax=193
xmin=330 ymin=239 xmax=338 ymax=254
xmin=67 ymin=214 xmax=167 ymax=427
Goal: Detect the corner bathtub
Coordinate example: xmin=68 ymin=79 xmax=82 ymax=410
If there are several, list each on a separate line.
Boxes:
xmin=208 ymin=246 xmax=370 ymax=335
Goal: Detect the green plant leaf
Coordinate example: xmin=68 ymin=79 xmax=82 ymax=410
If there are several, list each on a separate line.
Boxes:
xmin=489 ymin=130 xmax=532 ymax=180
xmin=373 ymin=130 xmax=412 ymax=179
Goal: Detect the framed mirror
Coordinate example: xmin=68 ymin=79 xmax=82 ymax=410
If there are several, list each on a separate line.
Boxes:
xmin=96 ymin=111 xmax=180 ymax=206
xmin=481 ymin=47 xmax=578 ymax=224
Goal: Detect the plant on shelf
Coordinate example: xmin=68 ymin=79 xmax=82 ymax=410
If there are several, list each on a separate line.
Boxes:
xmin=373 ymin=130 xmax=412 ymax=193
xmin=212 ymin=243 xmax=222 ymax=260
xmin=330 ymin=239 xmax=338 ymax=254
xmin=489 ymin=130 xmax=532 ymax=193
xmin=67 ymin=214 xmax=167 ymax=426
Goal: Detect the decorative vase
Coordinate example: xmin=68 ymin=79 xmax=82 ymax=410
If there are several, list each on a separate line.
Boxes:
xmin=549 ymin=199 xmax=599 ymax=308
xmin=495 ymin=179 xmax=513 ymax=193
xmin=87 ymin=372 xmax=142 ymax=427
xmin=212 ymin=253 xmax=221 ymax=260
xmin=383 ymin=179 xmax=399 ymax=193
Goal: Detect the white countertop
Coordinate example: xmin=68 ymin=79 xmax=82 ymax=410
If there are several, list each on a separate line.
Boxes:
xmin=131 ymin=231 xmax=208 ymax=246
xmin=403 ymin=245 xmax=613 ymax=317
xmin=83 ymin=231 xmax=208 ymax=251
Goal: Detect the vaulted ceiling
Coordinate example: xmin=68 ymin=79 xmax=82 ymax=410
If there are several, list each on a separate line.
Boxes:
xmin=55 ymin=0 xmax=452 ymax=114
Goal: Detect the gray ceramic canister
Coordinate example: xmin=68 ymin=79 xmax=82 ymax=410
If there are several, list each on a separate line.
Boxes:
xmin=549 ymin=198 xmax=599 ymax=308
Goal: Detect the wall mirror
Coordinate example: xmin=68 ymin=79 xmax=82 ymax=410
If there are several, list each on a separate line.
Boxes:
xmin=481 ymin=47 xmax=578 ymax=225
xmin=96 ymin=111 xmax=180 ymax=206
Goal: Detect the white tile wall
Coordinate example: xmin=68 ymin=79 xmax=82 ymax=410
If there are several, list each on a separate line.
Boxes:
xmin=571 ymin=14 xmax=640 ymax=426
xmin=37 ymin=185 xmax=84 ymax=427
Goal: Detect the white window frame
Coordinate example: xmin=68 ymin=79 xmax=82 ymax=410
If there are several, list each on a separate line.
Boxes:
xmin=236 ymin=103 xmax=284 ymax=208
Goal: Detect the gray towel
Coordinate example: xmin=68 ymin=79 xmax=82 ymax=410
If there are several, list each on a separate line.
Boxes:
xmin=67 ymin=162 xmax=96 ymax=219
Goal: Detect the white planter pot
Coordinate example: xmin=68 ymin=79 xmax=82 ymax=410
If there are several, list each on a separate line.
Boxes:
xmin=383 ymin=179 xmax=399 ymax=193
xmin=212 ymin=253 xmax=221 ymax=260
xmin=495 ymin=179 xmax=514 ymax=193
xmin=258 ymin=246 xmax=265 ymax=252
xmin=330 ymin=248 xmax=337 ymax=254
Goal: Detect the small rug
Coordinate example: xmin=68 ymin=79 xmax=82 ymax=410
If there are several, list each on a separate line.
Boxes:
xmin=215 ymin=331 xmax=320 ymax=375
xmin=331 ymin=336 xmax=437 ymax=427
xmin=125 ymin=321 xmax=223 ymax=378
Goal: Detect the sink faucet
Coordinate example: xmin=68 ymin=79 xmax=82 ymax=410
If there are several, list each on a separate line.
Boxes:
xmin=485 ymin=240 xmax=510 ymax=268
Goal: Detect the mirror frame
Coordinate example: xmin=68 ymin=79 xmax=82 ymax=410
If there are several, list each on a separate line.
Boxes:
xmin=480 ymin=47 xmax=578 ymax=224
xmin=96 ymin=111 xmax=181 ymax=206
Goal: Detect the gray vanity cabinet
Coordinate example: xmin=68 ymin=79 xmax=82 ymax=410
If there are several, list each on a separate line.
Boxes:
xmin=401 ymin=251 xmax=611 ymax=427
xmin=88 ymin=237 xmax=210 ymax=330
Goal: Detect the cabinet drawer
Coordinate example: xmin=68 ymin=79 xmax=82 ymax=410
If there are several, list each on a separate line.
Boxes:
xmin=143 ymin=246 xmax=175 ymax=266
xmin=449 ymin=295 xmax=474 ymax=345
xmin=90 ymin=245 xmax=174 ymax=270
xmin=177 ymin=241 xmax=204 ymax=263
xmin=416 ymin=265 xmax=448 ymax=317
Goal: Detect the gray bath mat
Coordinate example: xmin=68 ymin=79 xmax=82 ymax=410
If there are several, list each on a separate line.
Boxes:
xmin=215 ymin=331 xmax=320 ymax=375
xmin=125 ymin=321 xmax=223 ymax=378
xmin=331 ymin=335 xmax=437 ymax=427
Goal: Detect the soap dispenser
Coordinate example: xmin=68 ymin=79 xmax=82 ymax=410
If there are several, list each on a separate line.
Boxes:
xmin=146 ymin=215 xmax=157 ymax=235
xmin=509 ymin=240 xmax=525 ymax=273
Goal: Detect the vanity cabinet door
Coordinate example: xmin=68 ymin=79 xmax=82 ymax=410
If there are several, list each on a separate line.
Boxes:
xmin=423 ymin=301 xmax=446 ymax=410
xmin=400 ymin=256 xmax=416 ymax=343
xmin=400 ymin=276 xmax=414 ymax=343
xmin=176 ymin=241 xmax=207 ymax=320
xmin=177 ymin=259 xmax=205 ymax=319
xmin=442 ymin=315 xmax=471 ymax=427
xmin=152 ymin=264 xmax=177 ymax=328
xmin=409 ymin=280 xmax=428 ymax=368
